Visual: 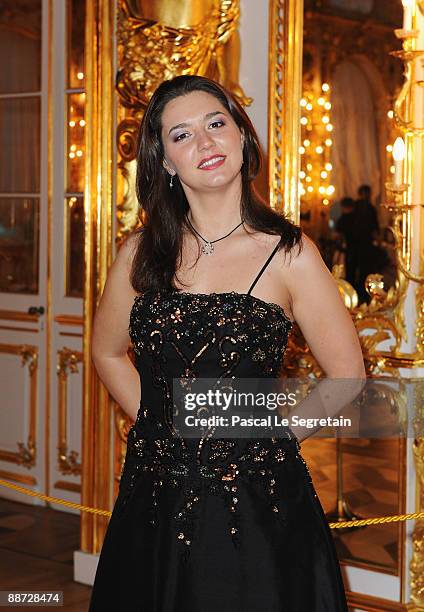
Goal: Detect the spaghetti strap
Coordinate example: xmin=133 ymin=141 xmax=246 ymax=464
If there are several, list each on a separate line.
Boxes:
xmin=247 ymin=240 xmax=281 ymax=295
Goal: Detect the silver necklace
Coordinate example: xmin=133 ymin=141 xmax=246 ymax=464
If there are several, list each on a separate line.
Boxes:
xmin=185 ymin=214 xmax=245 ymax=255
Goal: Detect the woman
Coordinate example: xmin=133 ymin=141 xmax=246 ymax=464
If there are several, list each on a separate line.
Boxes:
xmin=89 ymin=75 xmax=365 ymax=611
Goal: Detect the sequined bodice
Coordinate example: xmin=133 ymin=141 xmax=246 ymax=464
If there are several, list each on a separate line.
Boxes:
xmin=129 ymin=289 xmax=292 ymax=437
xmin=129 ymin=289 xmax=292 ymax=377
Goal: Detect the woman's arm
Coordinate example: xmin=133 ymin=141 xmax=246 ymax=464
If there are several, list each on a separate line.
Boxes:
xmin=91 ymin=234 xmax=141 ymax=421
xmin=284 ymin=233 xmax=365 ymax=378
xmin=278 ymin=233 xmax=366 ymax=442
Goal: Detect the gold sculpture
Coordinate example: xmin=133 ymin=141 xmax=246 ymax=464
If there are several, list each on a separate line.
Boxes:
xmin=118 ymin=0 xmax=251 ymax=109
xmin=116 ymin=0 xmax=251 ymax=238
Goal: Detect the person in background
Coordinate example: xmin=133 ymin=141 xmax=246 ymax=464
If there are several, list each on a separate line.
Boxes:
xmin=334 ymin=197 xmax=356 ymax=286
xmin=355 ymin=185 xmax=379 ymax=242
xmin=353 ymin=184 xmax=380 ymax=303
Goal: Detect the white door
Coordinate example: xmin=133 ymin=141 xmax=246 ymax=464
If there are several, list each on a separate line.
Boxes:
xmin=0 ymin=0 xmax=86 ymax=515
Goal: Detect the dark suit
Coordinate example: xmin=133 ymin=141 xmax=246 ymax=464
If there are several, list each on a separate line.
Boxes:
xmin=352 ymin=198 xmax=380 ymax=303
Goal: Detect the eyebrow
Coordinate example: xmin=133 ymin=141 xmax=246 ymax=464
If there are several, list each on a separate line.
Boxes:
xmin=167 ymin=111 xmax=226 ymax=135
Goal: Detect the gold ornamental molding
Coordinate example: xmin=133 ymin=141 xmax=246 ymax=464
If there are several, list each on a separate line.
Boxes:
xmin=0 ymin=343 xmax=38 ymax=468
xmin=268 ymin=0 xmax=303 ymax=220
xmin=0 ymin=325 xmax=38 ymax=333
xmin=116 ymin=0 xmax=250 ymax=239
xmin=0 ymin=310 xmax=39 ymax=323
xmin=54 ymin=314 xmax=83 ymax=327
xmin=416 ymin=282 xmax=424 ymax=356
xmin=83 ymin=0 xmax=115 ymax=554
xmin=57 ymin=348 xmax=83 ymax=476
xmin=346 ymin=590 xmax=412 ymax=612
xmin=54 ymin=480 xmax=81 ymax=494
xmin=391 ymin=48 xmax=424 ymax=136
xmin=0 ymin=469 xmax=36 ymax=486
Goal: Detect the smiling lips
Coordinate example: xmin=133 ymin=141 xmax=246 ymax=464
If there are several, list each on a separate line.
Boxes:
xmin=198 ymin=155 xmax=226 ymax=170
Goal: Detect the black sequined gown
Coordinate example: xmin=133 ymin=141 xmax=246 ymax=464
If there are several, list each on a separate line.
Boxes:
xmin=89 ymin=242 xmax=348 ymax=612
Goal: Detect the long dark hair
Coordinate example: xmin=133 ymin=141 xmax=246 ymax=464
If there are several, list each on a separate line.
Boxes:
xmin=130 ymin=74 xmax=302 ymax=293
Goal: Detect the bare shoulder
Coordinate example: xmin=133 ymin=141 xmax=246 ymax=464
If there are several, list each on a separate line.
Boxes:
xmin=285 ymin=232 xmax=322 ymax=269
xmin=114 ymin=231 xmax=141 ymax=275
xmin=278 ymin=231 xmax=336 ymax=298
xmin=276 ymin=231 xmax=365 ymax=377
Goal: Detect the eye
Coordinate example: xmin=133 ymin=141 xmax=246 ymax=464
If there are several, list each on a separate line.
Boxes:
xmin=209 ymin=120 xmax=225 ymax=129
xmin=174 ymin=132 xmax=189 ymax=142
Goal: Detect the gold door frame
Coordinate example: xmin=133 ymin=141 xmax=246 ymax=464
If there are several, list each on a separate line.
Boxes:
xmin=268 ymin=0 xmax=303 ymax=223
xmin=82 ymin=0 xmax=115 ymax=552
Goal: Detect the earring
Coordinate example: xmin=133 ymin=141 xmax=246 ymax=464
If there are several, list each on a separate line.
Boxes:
xmin=169 ymin=174 xmax=174 ymax=189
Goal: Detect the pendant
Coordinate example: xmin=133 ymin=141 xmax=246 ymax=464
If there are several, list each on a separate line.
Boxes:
xmin=202 ymin=242 xmax=214 ymax=255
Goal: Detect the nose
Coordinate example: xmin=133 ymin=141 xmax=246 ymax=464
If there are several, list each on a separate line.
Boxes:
xmin=197 ymin=130 xmax=215 ymax=151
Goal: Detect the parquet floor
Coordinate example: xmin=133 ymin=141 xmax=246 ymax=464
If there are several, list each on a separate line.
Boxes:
xmin=303 ymin=437 xmax=400 ymax=571
xmin=0 ymin=497 xmax=91 ymax=611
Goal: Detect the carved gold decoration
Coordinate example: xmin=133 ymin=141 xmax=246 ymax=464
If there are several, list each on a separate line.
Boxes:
xmin=332 ymin=264 xmax=358 ymax=310
xmin=283 ymin=322 xmax=322 ymax=379
xmin=117 ymin=0 xmax=249 ymax=109
xmin=113 ymin=406 xmax=134 ymax=495
xmin=0 ymin=469 xmax=36 ymax=486
xmin=0 ymin=344 xmax=37 ymax=468
xmin=391 ymin=47 xmax=424 ymax=136
xmin=268 ymin=0 xmax=303 ymax=219
xmin=284 ymin=272 xmax=405 ymax=379
xmin=116 ymin=0 xmax=250 ymax=238
xmin=57 ymin=348 xmax=83 ymax=476
xmin=416 ymin=281 xmax=424 ymax=358
xmin=384 ymin=201 xmax=424 ymax=284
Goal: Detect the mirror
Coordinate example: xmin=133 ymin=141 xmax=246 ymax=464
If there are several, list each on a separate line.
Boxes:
xmin=299 ymin=0 xmax=405 ymax=576
xmin=301 ymin=0 xmax=403 ymax=305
